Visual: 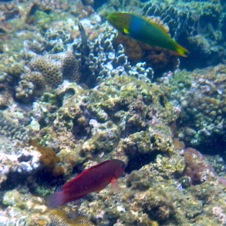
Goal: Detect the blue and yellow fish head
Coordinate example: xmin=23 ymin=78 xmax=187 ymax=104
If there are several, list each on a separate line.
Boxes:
xmin=107 ymin=12 xmax=132 ymax=35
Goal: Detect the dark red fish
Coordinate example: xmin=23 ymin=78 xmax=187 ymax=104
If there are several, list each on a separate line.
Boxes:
xmin=47 ymin=159 xmax=125 ymax=208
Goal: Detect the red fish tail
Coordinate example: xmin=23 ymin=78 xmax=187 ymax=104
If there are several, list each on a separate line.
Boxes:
xmin=46 ymin=191 xmax=66 ymax=209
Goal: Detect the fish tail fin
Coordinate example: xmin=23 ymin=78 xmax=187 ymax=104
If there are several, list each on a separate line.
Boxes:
xmin=175 ymin=43 xmax=189 ymax=57
xmin=46 ymin=191 xmax=66 ymax=209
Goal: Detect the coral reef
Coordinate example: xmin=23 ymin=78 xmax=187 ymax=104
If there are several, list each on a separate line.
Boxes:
xmin=163 ymin=64 xmax=226 ymax=154
xmin=6 ymin=0 xmax=225 ymax=105
xmin=99 ymin=0 xmax=226 ymax=69
xmin=1 ymin=189 xmax=93 ymax=225
xmin=29 ymin=140 xmax=65 ymax=177
xmin=0 ymin=111 xmax=29 ymax=141
xmin=75 ymin=158 xmax=225 ymax=225
xmin=0 ymin=140 xmax=41 ymax=190
xmin=143 ymin=0 xmax=222 ymax=40
xmin=73 ymin=28 xmax=154 ymax=87
xmin=0 ymin=0 xmax=226 ymax=225
xmin=181 ymin=147 xmax=217 ymax=185
xmin=29 ymin=55 xmax=63 ymax=88
xmin=14 ymin=52 xmax=80 ymax=102
xmin=49 ymin=75 xmax=178 ymax=168
xmin=2 ymin=19 xmax=156 ymax=103
xmin=142 ymin=0 xmax=225 ymax=69
xmin=113 ymin=32 xmax=179 ymax=77
xmin=0 ymin=2 xmax=20 ymax=22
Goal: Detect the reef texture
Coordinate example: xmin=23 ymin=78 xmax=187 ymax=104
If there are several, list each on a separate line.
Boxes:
xmin=163 ymin=64 xmax=226 ymax=156
xmin=1 ymin=64 xmax=226 ymax=225
xmin=142 ymin=0 xmax=225 ymax=69
xmin=0 ymin=0 xmax=226 ymax=225
xmin=99 ymin=0 xmax=226 ymax=70
xmin=113 ymin=32 xmax=180 ymax=77
xmin=0 ymin=138 xmax=41 ymax=190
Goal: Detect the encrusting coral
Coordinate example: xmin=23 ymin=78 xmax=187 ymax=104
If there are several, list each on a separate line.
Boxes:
xmin=182 ymin=147 xmax=216 ymax=185
xmin=163 ymin=64 xmax=226 ymax=153
xmin=0 ymin=111 xmax=29 ymax=141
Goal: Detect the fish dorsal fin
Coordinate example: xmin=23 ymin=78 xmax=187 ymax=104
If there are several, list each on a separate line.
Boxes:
xmin=145 ymin=16 xmax=169 ymax=35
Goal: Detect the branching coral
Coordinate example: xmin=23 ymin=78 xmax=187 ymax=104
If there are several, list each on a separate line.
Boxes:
xmin=73 ymin=28 xmax=154 ymax=87
xmin=142 ymin=0 xmax=225 ymax=69
xmin=1 ymin=1 xmax=226 ymax=225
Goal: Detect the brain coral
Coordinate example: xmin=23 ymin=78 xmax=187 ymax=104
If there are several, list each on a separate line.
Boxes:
xmin=14 ymin=52 xmax=80 ymax=103
xmin=29 ymin=55 xmax=63 ymax=88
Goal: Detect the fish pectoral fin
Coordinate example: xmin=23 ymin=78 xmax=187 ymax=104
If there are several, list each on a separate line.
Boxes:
xmin=110 ymin=177 xmax=120 ymax=191
xmin=123 ymin=28 xmax=129 ymax=35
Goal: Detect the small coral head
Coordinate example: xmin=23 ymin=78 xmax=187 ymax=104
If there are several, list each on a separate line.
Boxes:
xmin=107 ymin=12 xmax=132 ymax=35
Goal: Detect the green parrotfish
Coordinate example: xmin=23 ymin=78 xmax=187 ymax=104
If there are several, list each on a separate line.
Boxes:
xmin=107 ymin=12 xmax=189 ymax=57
